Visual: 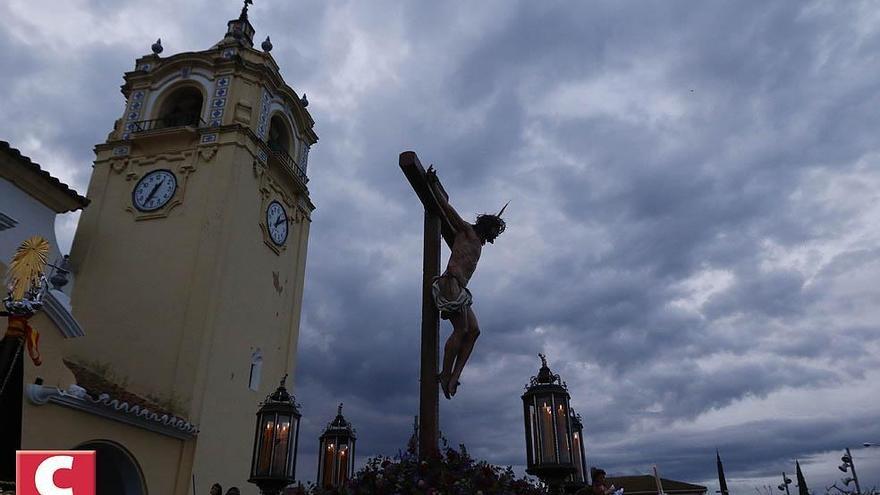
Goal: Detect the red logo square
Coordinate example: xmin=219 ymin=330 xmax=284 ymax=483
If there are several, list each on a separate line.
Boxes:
xmin=16 ymin=450 xmax=96 ymax=495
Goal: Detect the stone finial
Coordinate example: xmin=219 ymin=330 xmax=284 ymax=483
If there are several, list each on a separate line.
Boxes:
xmin=261 ymin=36 xmax=273 ymax=52
xmin=151 ymin=38 xmax=163 ymax=55
xmin=300 ymin=93 xmax=309 ymax=108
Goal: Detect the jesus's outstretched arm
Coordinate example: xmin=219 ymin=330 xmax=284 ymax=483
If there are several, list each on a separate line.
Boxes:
xmin=426 ymin=166 xmax=468 ymax=233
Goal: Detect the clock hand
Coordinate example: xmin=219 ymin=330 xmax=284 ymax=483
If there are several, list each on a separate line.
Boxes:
xmin=145 ymin=181 xmax=163 ymax=203
xmin=274 ymin=216 xmax=286 ymax=227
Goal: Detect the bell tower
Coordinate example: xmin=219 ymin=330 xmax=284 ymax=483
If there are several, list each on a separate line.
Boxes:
xmin=67 ymin=1 xmax=316 ymax=489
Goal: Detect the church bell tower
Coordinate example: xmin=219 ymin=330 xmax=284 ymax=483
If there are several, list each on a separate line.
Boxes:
xmin=67 ymin=2 xmax=316 ymax=489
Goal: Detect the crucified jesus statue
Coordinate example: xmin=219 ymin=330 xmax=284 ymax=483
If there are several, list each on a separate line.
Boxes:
xmin=425 ymin=166 xmax=507 ymax=399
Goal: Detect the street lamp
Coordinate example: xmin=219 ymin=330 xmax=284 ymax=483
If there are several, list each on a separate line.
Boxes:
xmin=522 ymin=354 xmax=576 ymax=493
xmin=837 ymin=449 xmax=862 ymax=495
xmin=777 ymin=473 xmax=792 ymax=495
xmin=569 ymin=409 xmax=588 ymax=486
xmin=317 ymin=403 xmax=357 ymax=489
xmin=248 ymin=376 xmax=302 ymax=495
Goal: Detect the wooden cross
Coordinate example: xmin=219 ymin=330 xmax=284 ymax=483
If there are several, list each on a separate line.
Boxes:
xmin=399 ymin=151 xmax=457 ymax=460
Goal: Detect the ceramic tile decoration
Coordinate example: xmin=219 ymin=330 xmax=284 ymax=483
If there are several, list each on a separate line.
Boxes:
xmin=122 ymin=89 xmax=148 ymax=140
xmin=209 ymin=76 xmax=231 ymax=127
xmin=257 ymin=87 xmax=271 ymax=140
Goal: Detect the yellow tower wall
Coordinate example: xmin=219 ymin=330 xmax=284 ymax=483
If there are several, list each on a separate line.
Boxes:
xmin=56 ymin=39 xmax=315 ymax=492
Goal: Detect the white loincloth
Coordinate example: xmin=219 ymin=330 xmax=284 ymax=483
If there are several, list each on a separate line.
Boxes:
xmin=432 ymin=275 xmax=473 ymax=319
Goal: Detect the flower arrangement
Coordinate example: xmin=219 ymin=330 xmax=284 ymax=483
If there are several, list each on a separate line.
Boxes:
xmin=288 ymin=442 xmax=548 ymax=495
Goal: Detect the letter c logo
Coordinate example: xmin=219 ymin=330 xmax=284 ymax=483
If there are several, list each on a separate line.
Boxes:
xmin=34 ymin=455 xmax=74 ymax=495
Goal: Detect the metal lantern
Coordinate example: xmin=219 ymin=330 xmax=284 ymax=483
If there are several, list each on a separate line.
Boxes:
xmin=522 ymin=354 xmax=576 ymax=491
xmin=569 ymin=409 xmax=588 ymax=485
xmin=317 ymin=403 xmax=357 ymax=489
xmin=248 ymin=376 xmax=301 ymax=495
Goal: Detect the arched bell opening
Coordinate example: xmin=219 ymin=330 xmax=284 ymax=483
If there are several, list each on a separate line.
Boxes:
xmin=156 ymin=86 xmax=204 ymax=129
xmin=267 ymin=115 xmax=293 ymax=155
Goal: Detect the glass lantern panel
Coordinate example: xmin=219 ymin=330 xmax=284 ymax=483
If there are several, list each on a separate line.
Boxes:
xmin=350 ymin=441 xmax=356 ymax=479
xmin=528 ymin=403 xmax=539 ymax=464
xmin=537 ymin=394 xmax=557 ymax=463
xmin=572 ymin=431 xmax=584 ymax=482
xmin=337 ymin=439 xmax=350 ymax=485
xmin=287 ymin=416 xmax=299 ymax=478
xmin=256 ymin=414 xmax=276 ymax=476
xmin=322 ymin=438 xmax=336 ymax=487
xmin=271 ymin=414 xmax=292 ymax=476
xmin=555 ymin=400 xmax=571 ymax=463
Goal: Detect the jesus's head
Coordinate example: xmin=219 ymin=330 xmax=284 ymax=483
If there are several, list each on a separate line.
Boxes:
xmin=473 ymin=214 xmax=506 ymax=244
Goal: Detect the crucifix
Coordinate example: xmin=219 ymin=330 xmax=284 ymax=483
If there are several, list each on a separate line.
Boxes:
xmin=400 ymin=151 xmax=451 ymax=460
xmin=399 ymin=151 xmax=507 ymax=460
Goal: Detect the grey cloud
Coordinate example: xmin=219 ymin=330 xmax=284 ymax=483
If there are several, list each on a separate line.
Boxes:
xmin=3 ymin=0 xmax=879 ymax=490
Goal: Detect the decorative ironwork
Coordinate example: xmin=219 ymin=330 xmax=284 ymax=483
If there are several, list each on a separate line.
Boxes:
xmin=127 ymin=114 xmax=205 ymax=134
xmin=268 ymin=147 xmax=308 ymax=185
xmin=527 ymin=352 xmax=566 ymax=389
xmin=240 ymin=0 xmax=254 ymax=20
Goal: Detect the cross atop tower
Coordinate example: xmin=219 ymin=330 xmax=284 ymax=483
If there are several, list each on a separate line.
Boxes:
xmin=224 ymin=0 xmax=256 ymax=47
xmin=240 ymin=0 xmax=254 ymax=20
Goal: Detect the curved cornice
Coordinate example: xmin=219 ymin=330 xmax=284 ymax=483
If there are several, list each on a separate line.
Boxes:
xmin=123 ymin=48 xmax=317 ymax=144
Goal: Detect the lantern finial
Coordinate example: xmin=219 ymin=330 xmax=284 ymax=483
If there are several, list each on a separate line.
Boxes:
xmin=529 ymin=353 xmax=564 ymax=387
xmin=337 ymin=402 xmax=343 ymax=415
xmin=280 ymin=373 xmax=288 ymax=388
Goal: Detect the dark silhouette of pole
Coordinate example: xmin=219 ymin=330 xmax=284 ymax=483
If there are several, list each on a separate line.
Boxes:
xmin=716 ymin=450 xmax=730 ymax=495
xmin=795 ymin=460 xmax=809 ymax=495
xmin=419 ymin=209 xmax=440 ymax=459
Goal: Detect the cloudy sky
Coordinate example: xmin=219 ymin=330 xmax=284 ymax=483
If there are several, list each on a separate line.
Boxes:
xmin=3 ymin=0 xmax=880 ymax=491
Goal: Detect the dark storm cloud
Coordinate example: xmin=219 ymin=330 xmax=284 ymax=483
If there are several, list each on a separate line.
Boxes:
xmin=3 ymin=0 xmax=879 ymax=489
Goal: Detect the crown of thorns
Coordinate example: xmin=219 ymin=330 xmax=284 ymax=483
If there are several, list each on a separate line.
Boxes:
xmin=475 ymin=201 xmax=509 ymax=237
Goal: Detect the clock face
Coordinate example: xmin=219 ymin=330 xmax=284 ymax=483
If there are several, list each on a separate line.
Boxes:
xmin=132 ymin=170 xmax=177 ymax=212
xmin=266 ymin=201 xmax=288 ymax=246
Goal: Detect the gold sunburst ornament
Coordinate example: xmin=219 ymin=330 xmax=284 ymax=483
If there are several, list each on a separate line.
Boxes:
xmin=7 ymin=236 xmax=50 ymax=301
xmin=1 ymin=236 xmax=50 ymax=377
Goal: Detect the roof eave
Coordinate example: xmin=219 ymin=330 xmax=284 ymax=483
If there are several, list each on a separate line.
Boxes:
xmin=0 ymin=141 xmax=89 ymax=212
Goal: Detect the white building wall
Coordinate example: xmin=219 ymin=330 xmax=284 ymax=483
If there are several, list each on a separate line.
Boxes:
xmin=0 ymin=177 xmax=65 ymax=274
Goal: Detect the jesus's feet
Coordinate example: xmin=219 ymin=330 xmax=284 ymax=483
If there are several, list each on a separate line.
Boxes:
xmin=438 ymin=372 xmax=453 ymax=400
xmin=449 ymin=379 xmax=460 ymax=397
